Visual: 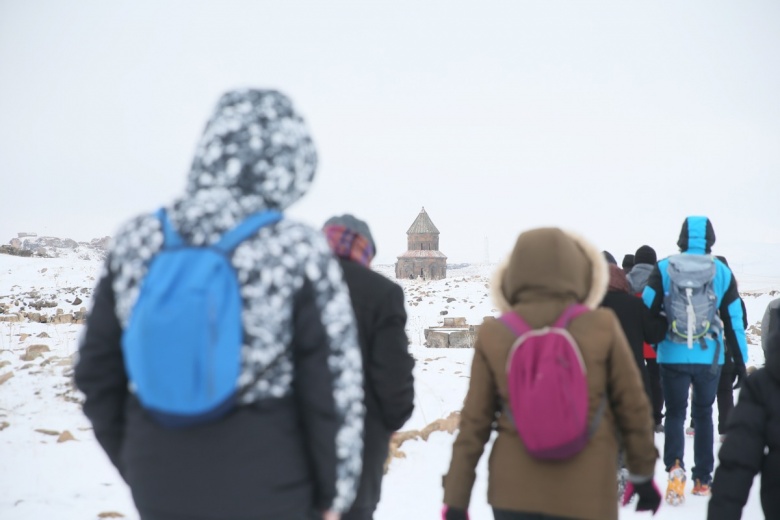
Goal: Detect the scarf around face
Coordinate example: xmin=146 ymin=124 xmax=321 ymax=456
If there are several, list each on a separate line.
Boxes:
xmin=607 ymin=263 xmax=631 ymax=293
xmin=324 ymin=225 xmax=375 ymax=267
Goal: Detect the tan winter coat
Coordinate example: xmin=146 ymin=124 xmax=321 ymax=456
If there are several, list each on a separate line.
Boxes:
xmin=443 ymin=228 xmax=657 ymax=520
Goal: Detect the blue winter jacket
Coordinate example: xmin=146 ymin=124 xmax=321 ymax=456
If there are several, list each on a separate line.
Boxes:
xmin=641 ymin=216 xmax=748 ymax=366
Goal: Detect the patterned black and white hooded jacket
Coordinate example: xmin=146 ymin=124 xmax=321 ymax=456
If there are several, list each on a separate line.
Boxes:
xmin=75 ymin=90 xmax=365 ymax=520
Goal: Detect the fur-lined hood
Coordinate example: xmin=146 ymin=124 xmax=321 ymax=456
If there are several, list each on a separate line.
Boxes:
xmin=491 ymin=228 xmax=609 ymax=313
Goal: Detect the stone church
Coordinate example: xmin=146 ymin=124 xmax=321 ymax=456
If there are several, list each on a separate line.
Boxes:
xmin=395 ymin=207 xmax=447 ymax=280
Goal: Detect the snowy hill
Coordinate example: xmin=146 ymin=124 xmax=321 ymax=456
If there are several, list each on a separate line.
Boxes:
xmin=0 ymin=252 xmax=774 ymax=519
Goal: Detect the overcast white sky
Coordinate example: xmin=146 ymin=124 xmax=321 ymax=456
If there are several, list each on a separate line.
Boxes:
xmin=1 ymin=1 xmax=779 ymax=276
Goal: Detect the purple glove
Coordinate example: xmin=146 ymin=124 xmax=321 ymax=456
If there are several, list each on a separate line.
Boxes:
xmin=622 ymin=480 xmax=661 ymax=515
xmin=441 ymin=505 xmax=469 ymax=520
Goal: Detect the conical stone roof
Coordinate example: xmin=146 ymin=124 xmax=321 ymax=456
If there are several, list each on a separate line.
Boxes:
xmin=407 ymin=207 xmax=439 ymax=235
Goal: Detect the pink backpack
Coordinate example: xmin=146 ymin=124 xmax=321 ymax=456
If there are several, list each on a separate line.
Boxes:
xmin=499 ymin=304 xmax=606 ymax=460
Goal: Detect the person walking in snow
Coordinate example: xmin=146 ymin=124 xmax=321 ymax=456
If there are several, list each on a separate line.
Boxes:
xmin=712 ymin=256 xmax=747 ymax=441
xmin=322 ymin=214 xmax=415 ymax=520
xmin=641 ymin=217 xmax=749 ymax=504
xmin=708 ymin=298 xmax=780 ymax=519
xmin=75 ymin=89 xmax=365 ymax=520
xmin=600 ymin=251 xmax=668 ymax=500
xmin=627 ymin=245 xmax=665 ymax=432
xmin=600 ymin=252 xmax=668 ymax=408
xmin=442 ymin=228 xmax=660 ymax=520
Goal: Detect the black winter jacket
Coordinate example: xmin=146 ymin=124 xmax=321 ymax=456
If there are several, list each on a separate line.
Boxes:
xmin=599 ymin=270 xmax=668 ymax=399
xmin=338 ymin=259 xmax=415 ymax=513
xmin=601 ymin=291 xmax=667 ymax=398
xmin=709 ymin=304 xmax=780 ymax=520
xmin=76 ymin=267 xmax=359 ymax=520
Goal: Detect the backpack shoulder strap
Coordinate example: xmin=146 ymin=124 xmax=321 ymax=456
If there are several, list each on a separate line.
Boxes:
xmin=499 ymin=312 xmax=531 ymax=337
xmin=552 ymin=303 xmax=589 ymax=328
xmin=500 ymin=304 xmax=589 ymax=336
xmin=214 ymin=210 xmax=283 ymax=253
xmin=156 ymin=208 xmax=184 ymax=249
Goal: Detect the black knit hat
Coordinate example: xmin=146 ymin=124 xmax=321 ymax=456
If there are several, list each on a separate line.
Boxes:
xmin=634 ymin=245 xmax=657 ymax=266
xmin=622 ymin=254 xmax=635 ymax=270
xmin=603 ymin=251 xmax=618 ymax=265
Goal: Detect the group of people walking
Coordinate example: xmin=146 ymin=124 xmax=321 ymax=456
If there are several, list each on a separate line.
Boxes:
xmin=74 ymin=89 xmax=778 ymax=520
xmin=603 ymin=236 xmax=750 ymax=502
xmin=443 ymin=220 xmax=779 ymax=520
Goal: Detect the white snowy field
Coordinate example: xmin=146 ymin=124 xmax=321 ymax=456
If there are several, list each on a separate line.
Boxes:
xmin=0 ymin=254 xmax=776 ymax=520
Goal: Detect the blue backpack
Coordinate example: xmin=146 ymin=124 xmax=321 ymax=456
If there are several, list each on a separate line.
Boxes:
xmin=121 ymin=208 xmax=282 ymax=428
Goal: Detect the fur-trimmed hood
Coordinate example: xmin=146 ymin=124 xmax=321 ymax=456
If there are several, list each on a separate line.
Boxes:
xmin=491 ymin=228 xmax=609 ymax=313
xmin=491 ymin=228 xmax=609 ymax=312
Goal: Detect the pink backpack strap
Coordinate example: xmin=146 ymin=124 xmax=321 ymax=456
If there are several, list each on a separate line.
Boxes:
xmin=499 ymin=312 xmax=531 ymax=336
xmin=552 ymin=304 xmax=589 ymax=328
xmin=501 ymin=304 xmax=589 ymax=336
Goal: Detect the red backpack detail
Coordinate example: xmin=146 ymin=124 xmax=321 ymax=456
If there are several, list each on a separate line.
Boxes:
xmin=637 ymin=291 xmax=657 ymax=359
xmin=499 ymin=304 xmax=606 ymax=460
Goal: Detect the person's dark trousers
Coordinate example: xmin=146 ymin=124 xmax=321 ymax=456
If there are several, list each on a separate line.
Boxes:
xmin=716 ymin=356 xmax=735 ymax=435
xmin=645 ymin=357 xmax=665 ymax=426
xmin=493 ymin=510 xmax=580 ymax=520
xmin=342 ymin=507 xmax=376 ymax=520
xmin=661 ymin=363 xmax=722 ymax=484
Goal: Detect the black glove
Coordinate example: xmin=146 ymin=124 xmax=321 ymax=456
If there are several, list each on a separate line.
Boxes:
xmin=442 ymin=506 xmax=469 ymax=520
xmin=733 ymin=364 xmax=748 ymax=389
xmin=622 ymin=480 xmax=661 ymax=515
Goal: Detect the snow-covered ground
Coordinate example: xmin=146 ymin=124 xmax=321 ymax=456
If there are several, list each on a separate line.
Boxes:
xmin=0 ymin=254 xmax=775 ymax=520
